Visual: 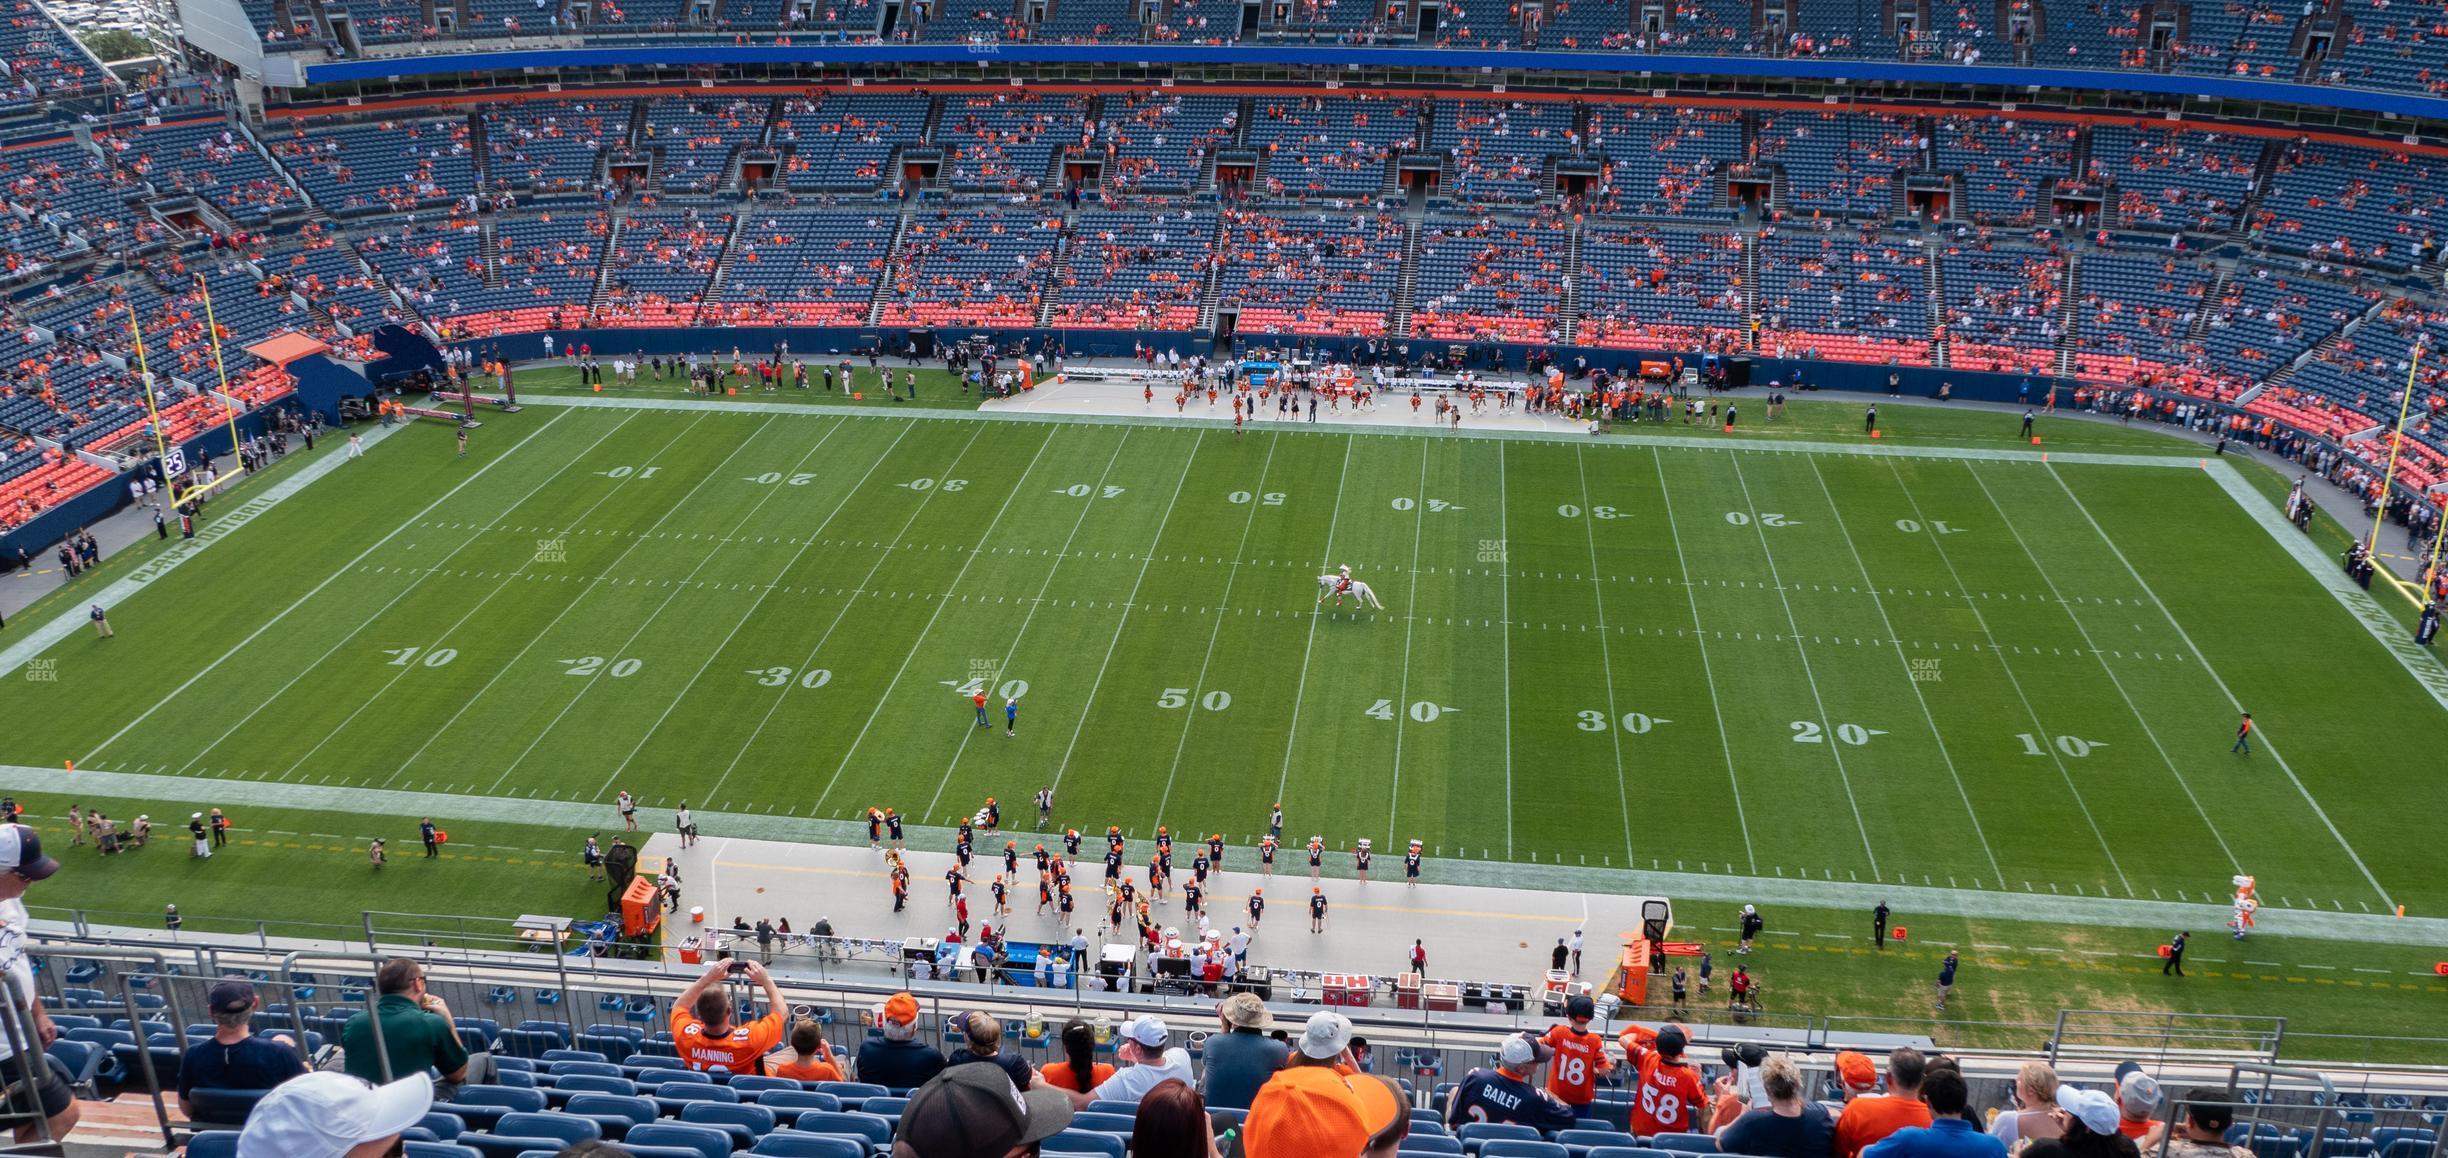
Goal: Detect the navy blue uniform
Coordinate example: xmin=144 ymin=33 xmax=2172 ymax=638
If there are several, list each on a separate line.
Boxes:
xmin=1447 ymin=1068 xmax=1577 ymax=1132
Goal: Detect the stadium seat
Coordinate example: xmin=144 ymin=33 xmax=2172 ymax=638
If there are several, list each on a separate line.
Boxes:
xmin=1558 ymin=1128 xmax=1635 ymax=1155
xmin=625 ymin=1122 xmax=736 ymax=1158
xmin=1071 ymin=1111 xmax=1140 ymax=1136
xmin=730 ymin=1074 xmax=804 ymax=1095
xmin=655 ymin=1079 xmax=743 ymax=1115
xmin=417 ymin=1112 xmax=468 ymax=1140
xmin=452 ymin=1133 xmax=572 ymax=1158
xmin=1460 ymin=1122 xmax=1547 ymax=1151
xmin=185 ymin=1133 xmax=241 ymax=1158
xmin=1586 ymin=1149 xmax=1652 ymax=1158
xmin=753 ymin=1133 xmax=869 ymax=1158
xmin=564 ymin=1092 xmax=658 ymax=1139
xmin=1655 ymin=1134 xmax=1722 ymax=1154
xmin=792 ymin=1110 xmax=895 ymax=1149
xmin=815 ymin=1082 xmax=889 ymax=1107
xmin=859 ymin=1095 xmax=908 ymax=1120
xmin=1483 ymin=1142 xmax=1572 ymax=1158
xmin=403 ymin=1144 xmax=482 ymax=1158
xmin=445 ymin=1085 xmax=546 ymax=1130
xmin=186 ymin=1086 xmax=272 ymax=1126
xmin=758 ymin=1089 xmax=846 ymax=1122
xmin=1401 ymin=1138 xmax=1468 ymax=1156
xmin=43 ymin=1039 xmax=101 ymax=1096
xmin=682 ymin=1099 xmax=778 ymax=1145
xmin=1044 ymin=1131 xmax=1129 ymax=1158
xmin=493 ymin=1112 xmax=599 ymax=1147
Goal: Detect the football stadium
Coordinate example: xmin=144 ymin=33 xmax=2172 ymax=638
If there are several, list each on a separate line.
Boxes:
xmin=0 ymin=0 xmax=2443 ymax=1152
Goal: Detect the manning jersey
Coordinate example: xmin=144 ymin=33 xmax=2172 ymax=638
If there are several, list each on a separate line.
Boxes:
xmin=1539 ymin=1025 xmax=1612 ymax=1106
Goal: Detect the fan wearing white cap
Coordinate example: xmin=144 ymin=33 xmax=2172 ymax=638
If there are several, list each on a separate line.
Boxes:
xmin=1443 ymin=1030 xmax=1577 ymax=1133
xmin=1064 ymin=1015 xmax=1191 ymax=1109
xmin=0 ymin=823 xmax=75 ymax=1146
xmin=237 ymin=1072 xmax=433 ymax=1158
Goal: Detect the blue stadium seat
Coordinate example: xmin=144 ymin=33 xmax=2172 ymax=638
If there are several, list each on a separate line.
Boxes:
xmin=184 ymin=1133 xmax=240 ymax=1158
xmin=758 ymin=1089 xmax=846 ymax=1122
xmin=443 ymin=1085 xmax=545 ymax=1130
xmin=1459 ymin=1122 xmax=1547 ymax=1151
xmin=1400 ymin=1139 xmax=1467 ymax=1156
xmin=791 ymin=1110 xmax=894 ymax=1149
xmin=1044 ymin=1131 xmax=1128 ymax=1158
xmin=751 ymin=1132 xmax=867 ymax=1158
xmin=452 ymin=1133 xmax=571 ymax=1158
xmin=625 ymin=1122 xmax=736 ymax=1158
xmin=654 ymin=1078 xmax=743 ymax=1115
xmin=1654 ymin=1134 xmax=1721 ymax=1154
xmin=682 ymin=1100 xmax=779 ymax=1145
xmin=186 ymin=1087 xmax=272 ymax=1126
xmin=44 ymin=1039 xmax=101 ymax=1096
xmin=1483 ymin=1143 xmax=1572 ymax=1158
xmin=1071 ymin=1111 xmax=1139 ymax=1136
xmin=493 ymin=1111 xmax=599 ymax=1147
xmin=564 ymin=1092 xmax=658 ymax=1139
xmin=814 ymin=1081 xmax=889 ymax=1108
xmin=639 ymin=1067 xmax=711 ymax=1086
xmin=1587 ymin=1149 xmax=1652 ymax=1158
xmin=1558 ymin=1128 xmax=1634 ymax=1156
xmin=403 ymin=1144 xmax=482 ymax=1158
xmin=860 ymin=1095 xmax=908 ymax=1120
xmin=417 ymin=1112 xmax=467 ymax=1140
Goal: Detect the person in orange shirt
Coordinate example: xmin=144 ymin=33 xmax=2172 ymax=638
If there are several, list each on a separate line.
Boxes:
xmin=1622 ymin=1022 xmax=1711 ymax=1137
xmin=1539 ymin=994 xmax=1613 ymax=1112
xmin=766 ymin=1020 xmax=846 ymax=1082
xmin=1038 ymin=1018 xmax=1114 ymax=1096
xmin=670 ymin=959 xmax=787 ymax=1075
xmin=1834 ymin=1048 xmax=1932 ymax=1158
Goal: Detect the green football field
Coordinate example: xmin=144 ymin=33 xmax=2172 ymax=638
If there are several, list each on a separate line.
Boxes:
xmin=4 ymin=398 xmax=2444 ymax=921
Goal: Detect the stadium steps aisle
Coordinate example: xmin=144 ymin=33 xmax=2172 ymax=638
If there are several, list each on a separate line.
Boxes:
xmin=60 ymin=1095 xmax=175 ymax=1156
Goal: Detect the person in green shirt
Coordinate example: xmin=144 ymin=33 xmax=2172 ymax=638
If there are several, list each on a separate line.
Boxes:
xmin=340 ymin=958 xmax=471 ymax=1093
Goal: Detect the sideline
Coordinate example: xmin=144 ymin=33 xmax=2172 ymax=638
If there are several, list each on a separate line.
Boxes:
xmin=518 ymin=392 xmax=2206 ymax=468
xmin=2202 ymin=459 xmax=2448 ymax=713
xmin=0 ymin=422 xmax=409 ymax=680
xmin=14 ymin=764 xmax=2448 ymax=948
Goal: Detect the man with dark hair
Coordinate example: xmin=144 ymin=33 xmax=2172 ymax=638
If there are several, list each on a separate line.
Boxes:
xmin=671 ymin=959 xmax=786 ymax=1075
xmin=340 ymin=957 xmax=471 ymax=1090
xmin=179 ymin=979 xmax=306 ymax=1121
xmin=1860 ymin=1069 xmax=2005 ymax=1158
xmin=1836 ymin=1047 xmax=1932 ymax=1158
xmin=2161 ymin=1088 xmax=2254 ymax=1158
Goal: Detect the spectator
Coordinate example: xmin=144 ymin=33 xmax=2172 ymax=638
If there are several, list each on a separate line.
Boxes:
xmin=2023 ymin=1089 xmax=2143 ymax=1158
xmin=670 ymin=960 xmax=786 ymax=1075
xmin=2114 ymin=1069 xmax=2163 ymax=1145
xmin=1199 ymin=992 xmax=1286 ymax=1110
xmin=1133 ymin=1077 xmax=1217 ymax=1158
xmin=1359 ymin=1075 xmax=1413 ymax=1157
xmin=2159 ymin=1088 xmax=2254 ymax=1158
xmin=1068 ymin=1015 xmax=1192 ymax=1109
xmin=946 ymin=1009 xmax=1033 ymax=1090
xmin=235 ymin=1071 xmax=432 ymax=1158
xmin=0 ymin=825 xmax=75 ymax=1146
xmin=1837 ymin=1047 xmax=1933 ymax=1158
xmin=1623 ymin=1023 xmax=1711 ymax=1136
xmin=1247 ymin=1012 xmax=1405 ymax=1158
xmin=1038 ymin=1017 xmax=1113 ymax=1095
xmin=893 ymin=1063 xmax=1072 ymax=1158
xmin=179 ymin=978 xmax=307 ymax=1121
xmin=339 ymin=957 xmax=473 ymax=1092
xmin=1990 ymin=1061 xmax=2065 ymax=1149
xmin=767 ymin=1020 xmax=845 ymax=1083
xmin=1863 ymin=1069 xmax=2006 ymax=1158
xmin=1443 ymin=1031 xmax=1577 ymax=1133
xmin=1716 ymin=1052 xmax=1836 ymax=1158
xmin=857 ymin=992 xmax=947 ymax=1090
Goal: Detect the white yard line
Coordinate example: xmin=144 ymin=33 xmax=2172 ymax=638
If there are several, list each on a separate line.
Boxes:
xmin=1383 ymin=440 xmax=1433 ymax=846
xmin=806 ymin=426 xmax=1049 ymax=815
xmin=1271 ymin=437 xmax=1359 ymax=809
xmin=2197 ymin=459 xmax=2448 ymax=712
xmin=1647 ymin=447 xmax=1756 ymax=874
xmin=1793 ymin=456 xmax=2023 ymax=893
xmin=1047 ymin=435 xmax=1206 ymax=800
xmin=0 ymin=420 xmax=412 ymax=681
xmin=691 ymin=423 xmax=937 ymax=808
xmin=1724 ymin=450 xmax=1883 ymax=878
xmin=79 ymin=409 xmax=593 ymax=766
xmin=920 ymin=431 xmax=1136 ymax=819
xmin=1497 ymin=443 xmax=1517 ymax=860
xmin=2040 ymin=462 xmax=2396 ymax=911
xmin=593 ymin=420 xmax=905 ymax=802
xmin=1572 ymin=444 xmax=1638 ymax=868
xmin=1149 ymin=435 xmax=1287 ymax=831
xmin=376 ymin=414 xmax=761 ymax=787
xmin=1956 ymin=462 xmax=2242 ymax=874
xmin=470 ymin=415 xmax=787 ymax=792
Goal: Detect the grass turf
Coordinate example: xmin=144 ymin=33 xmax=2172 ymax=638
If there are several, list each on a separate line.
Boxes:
xmin=3 ymin=400 xmax=2443 ymax=1052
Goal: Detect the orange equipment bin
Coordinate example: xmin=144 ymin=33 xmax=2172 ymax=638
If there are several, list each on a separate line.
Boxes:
xmin=620 ymin=876 xmax=662 ymax=939
xmin=1610 ymin=934 xmax=1654 ymax=1005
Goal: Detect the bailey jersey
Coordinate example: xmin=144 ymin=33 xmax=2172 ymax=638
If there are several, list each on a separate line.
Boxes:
xmin=1448 ymin=1067 xmax=1578 ymax=1133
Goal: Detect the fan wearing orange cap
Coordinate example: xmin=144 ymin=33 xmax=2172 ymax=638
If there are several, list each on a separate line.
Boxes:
xmin=1246 ymin=1012 xmax=1407 ymax=1158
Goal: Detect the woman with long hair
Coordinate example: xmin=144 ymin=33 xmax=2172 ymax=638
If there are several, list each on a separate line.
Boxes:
xmin=1133 ymin=1078 xmax=1219 ymax=1158
xmin=1037 ymin=1018 xmax=1113 ymax=1095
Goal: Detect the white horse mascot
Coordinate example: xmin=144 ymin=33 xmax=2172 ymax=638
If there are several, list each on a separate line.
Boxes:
xmin=1316 ymin=572 xmax=1385 ymax=610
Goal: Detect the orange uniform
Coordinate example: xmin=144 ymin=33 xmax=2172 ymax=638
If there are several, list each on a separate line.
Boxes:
xmin=1539 ymin=1024 xmax=1612 ymax=1106
xmin=1621 ymin=1028 xmax=1708 ymax=1136
xmin=671 ymin=1004 xmax=785 ymax=1075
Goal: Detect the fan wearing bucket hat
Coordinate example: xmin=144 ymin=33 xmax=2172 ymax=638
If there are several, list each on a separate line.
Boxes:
xmin=1066 ymin=1015 xmax=1192 ymax=1109
xmin=0 ymin=823 xmax=75 ymax=1145
xmin=237 ymin=1071 xmax=432 ymax=1158
xmin=1249 ymin=1012 xmax=1412 ymax=1156
xmin=894 ymin=1064 xmax=1073 ymax=1158
xmin=1201 ymin=992 xmax=1287 ymax=1111
xmin=1439 ymin=1029 xmax=1576 ymax=1133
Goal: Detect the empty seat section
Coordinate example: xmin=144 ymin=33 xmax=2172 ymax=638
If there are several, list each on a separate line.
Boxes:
xmin=1215 ymin=207 xmax=1402 ymax=336
xmin=1412 ymin=216 xmax=1569 ymax=343
xmin=1096 ymin=91 xmax=1240 ymax=194
xmin=1434 ymin=99 xmax=1578 ymax=209
xmin=777 ymin=93 xmax=929 ymax=192
xmin=1578 ymin=222 xmax=1746 ymax=350
xmin=1050 ymin=208 xmax=1216 ymax=328
xmin=1585 ymin=106 xmax=1739 ymax=220
xmin=879 ymin=206 xmax=1060 ymax=326
xmin=937 ymin=92 xmax=1090 ymax=192
xmin=1247 ymin=94 xmax=1422 ymax=200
